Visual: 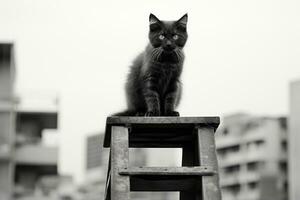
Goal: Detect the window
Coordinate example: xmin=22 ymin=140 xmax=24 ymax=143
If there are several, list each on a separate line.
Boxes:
xmin=279 ymin=161 xmax=287 ymax=172
xmin=224 ymin=165 xmax=240 ymax=173
xmin=223 ymin=184 xmax=241 ymax=195
xmin=223 ymin=128 xmax=229 ymax=135
xmin=247 ymin=161 xmax=261 ymax=171
xmin=281 ymin=140 xmax=287 ymax=152
xmin=248 ymin=181 xmax=258 ymax=190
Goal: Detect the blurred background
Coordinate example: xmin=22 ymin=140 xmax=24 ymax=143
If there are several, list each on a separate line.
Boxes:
xmin=1 ymin=0 xmax=300 ymax=200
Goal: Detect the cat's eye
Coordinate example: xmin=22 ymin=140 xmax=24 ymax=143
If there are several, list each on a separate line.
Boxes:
xmin=159 ymin=34 xmax=165 ymax=40
xmin=173 ymin=35 xmax=179 ymax=40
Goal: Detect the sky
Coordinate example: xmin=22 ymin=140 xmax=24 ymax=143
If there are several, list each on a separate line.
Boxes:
xmin=1 ymin=0 xmax=300 ymax=183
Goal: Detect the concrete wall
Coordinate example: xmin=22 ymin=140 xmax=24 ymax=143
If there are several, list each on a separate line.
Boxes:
xmin=0 ymin=43 xmax=15 ymax=200
xmin=15 ymin=144 xmax=58 ymax=165
xmin=0 ymin=112 xmax=14 ymax=199
xmin=0 ymin=44 xmax=14 ymax=98
xmin=289 ymin=80 xmax=300 ymax=200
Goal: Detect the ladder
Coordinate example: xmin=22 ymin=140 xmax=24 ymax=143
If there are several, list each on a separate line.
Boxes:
xmin=103 ymin=117 xmax=222 ymax=200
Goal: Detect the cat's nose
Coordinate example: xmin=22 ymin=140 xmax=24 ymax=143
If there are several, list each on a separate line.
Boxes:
xmin=164 ymin=40 xmax=174 ymax=51
xmin=166 ymin=40 xmax=172 ymax=46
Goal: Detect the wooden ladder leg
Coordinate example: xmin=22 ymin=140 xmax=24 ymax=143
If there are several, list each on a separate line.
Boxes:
xmin=110 ymin=126 xmax=130 ymax=200
xmin=196 ymin=127 xmax=222 ymax=200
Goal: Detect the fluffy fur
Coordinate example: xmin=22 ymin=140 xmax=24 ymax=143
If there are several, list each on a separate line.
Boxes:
xmin=114 ymin=13 xmax=188 ymax=116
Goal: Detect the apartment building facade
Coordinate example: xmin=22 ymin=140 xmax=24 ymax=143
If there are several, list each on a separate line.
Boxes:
xmin=0 ymin=43 xmax=59 ymax=199
xmin=289 ymin=80 xmax=300 ymax=200
xmin=216 ymin=113 xmax=288 ymax=200
xmin=14 ymin=98 xmax=59 ymax=199
xmin=0 ymin=43 xmax=16 ymax=200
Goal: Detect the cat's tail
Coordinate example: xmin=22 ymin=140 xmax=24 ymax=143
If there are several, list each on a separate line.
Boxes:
xmin=111 ymin=110 xmax=137 ymax=116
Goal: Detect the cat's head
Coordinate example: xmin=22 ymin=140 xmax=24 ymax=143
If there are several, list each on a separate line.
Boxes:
xmin=148 ymin=13 xmax=188 ymax=52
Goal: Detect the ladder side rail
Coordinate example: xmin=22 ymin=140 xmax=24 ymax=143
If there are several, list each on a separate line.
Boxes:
xmin=110 ymin=126 xmax=130 ymax=200
xmin=197 ymin=127 xmax=222 ymax=200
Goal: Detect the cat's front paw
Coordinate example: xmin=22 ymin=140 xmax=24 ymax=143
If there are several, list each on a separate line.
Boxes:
xmin=135 ymin=112 xmax=145 ymax=116
xmin=145 ymin=109 xmax=160 ymax=116
xmin=164 ymin=110 xmax=180 ymax=116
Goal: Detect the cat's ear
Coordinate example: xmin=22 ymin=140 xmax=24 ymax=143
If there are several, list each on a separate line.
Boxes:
xmin=149 ymin=13 xmax=161 ymax=25
xmin=177 ymin=13 xmax=188 ymax=25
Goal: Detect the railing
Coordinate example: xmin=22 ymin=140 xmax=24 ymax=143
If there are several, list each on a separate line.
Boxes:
xmin=216 ymin=135 xmax=241 ymax=149
xmin=239 ymin=172 xmax=260 ymax=183
xmin=15 ymin=143 xmax=58 ymax=165
xmin=219 ymin=152 xmax=243 ymax=167
xmin=219 ymin=173 xmax=241 ymax=186
xmin=16 ymin=91 xmax=59 ymax=113
xmin=0 ymin=143 xmax=11 ymax=160
xmin=245 ymin=147 xmax=265 ymax=162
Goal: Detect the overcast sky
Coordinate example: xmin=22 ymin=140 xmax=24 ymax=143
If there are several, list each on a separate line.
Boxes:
xmin=1 ymin=0 xmax=300 ymax=183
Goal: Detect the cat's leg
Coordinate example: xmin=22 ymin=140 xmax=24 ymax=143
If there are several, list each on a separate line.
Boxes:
xmin=164 ymin=82 xmax=180 ymax=116
xmin=143 ymin=79 xmax=161 ymax=116
xmin=135 ymin=111 xmax=146 ymax=116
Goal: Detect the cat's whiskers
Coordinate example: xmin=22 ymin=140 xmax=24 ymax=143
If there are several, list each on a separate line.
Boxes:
xmin=150 ymin=48 xmax=156 ymax=60
xmin=157 ymin=48 xmax=163 ymax=60
xmin=151 ymin=47 xmax=162 ymax=61
xmin=175 ymin=49 xmax=183 ymax=61
xmin=173 ymin=49 xmax=180 ymax=62
xmin=155 ymin=48 xmax=161 ymax=60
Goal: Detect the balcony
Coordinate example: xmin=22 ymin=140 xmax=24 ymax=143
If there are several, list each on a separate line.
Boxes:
xmin=216 ymin=135 xmax=241 ymax=149
xmin=240 ymin=172 xmax=260 ymax=183
xmin=0 ymin=143 xmax=11 ymax=160
xmin=243 ymin=131 xmax=265 ymax=143
xmin=220 ymin=173 xmax=241 ymax=186
xmin=220 ymin=171 xmax=260 ymax=187
xmin=0 ymin=99 xmax=15 ymax=111
xmin=219 ymin=153 xmax=243 ymax=168
xmin=15 ymin=143 xmax=58 ymax=165
xmin=16 ymin=92 xmax=58 ymax=130
xmin=245 ymin=148 xmax=265 ymax=162
xmin=221 ymin=192 xmax=240 ymax=200
xmin=16 ymin=92 xmax=58 ymax=113
xmin=237 ymin=191 xmax=260 ymax=200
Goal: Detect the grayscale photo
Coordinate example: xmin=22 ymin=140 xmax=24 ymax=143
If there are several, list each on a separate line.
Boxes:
xmin=0 ymin=0 xmax=300 ymax=200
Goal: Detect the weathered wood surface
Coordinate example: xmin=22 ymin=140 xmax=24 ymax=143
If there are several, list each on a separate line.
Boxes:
xmin=106 ymin=116 xmax=220 ymax=125
xmin=130 ymin=177 xmax=198 ymax=191
xmin=128 ymin=130 xmax=194 ymax=148
xmin=110 ymin=126 xmax=130 ymax=200
xmin=197 ymin=127 xmax=222 ymax=200
xmin=104 ymin=117 xmax=220 ymax=147
xmin=103 ymin=117 xmax=222 ymax=200
xmin=118 ymin=166 xmax=215 ymax=176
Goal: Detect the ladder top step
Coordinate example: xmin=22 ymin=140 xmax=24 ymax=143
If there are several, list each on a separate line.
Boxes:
xmin=106 ymin=116 xmax=219 ymax=126
xmin=118 ymin=166 xmax=216 ymax=176
xmin=104 ymin=117 xmax=220 ymax=147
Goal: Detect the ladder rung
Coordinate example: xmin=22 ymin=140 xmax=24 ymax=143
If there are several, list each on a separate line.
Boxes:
xmin=119 ymin=166 xmax=215 ymax=176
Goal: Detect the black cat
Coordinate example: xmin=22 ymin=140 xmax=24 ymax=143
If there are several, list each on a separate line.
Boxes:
xmin=114 ymin=13 xmax=188 ymax=116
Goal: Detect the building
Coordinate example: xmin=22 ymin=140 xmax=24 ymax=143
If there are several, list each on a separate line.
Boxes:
xmin=0 ymin=43 xmax=16 ymax=200
xmin=85 ymin=133 xmax=108 ymax=198
xmin=14 ymin=94 xmax=59 ymax=199
xmin=289 ymin=80 xmax=300 ymax=200
xmin=215 ymin=113 xmax=288 ymax=200
xmin=0 ymin=43 xmax=60 ymax=200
